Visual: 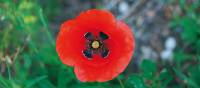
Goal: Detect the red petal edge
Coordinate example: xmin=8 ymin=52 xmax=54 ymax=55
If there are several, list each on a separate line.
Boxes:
xmin=56 ymin=9 xmax=135 ymax=82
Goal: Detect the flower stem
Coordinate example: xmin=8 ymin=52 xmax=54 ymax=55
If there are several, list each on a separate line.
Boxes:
xmin=6 ymin=61 xmax=11 ymax=80
xmin=117 ymin=77 xmax=125 ymax=88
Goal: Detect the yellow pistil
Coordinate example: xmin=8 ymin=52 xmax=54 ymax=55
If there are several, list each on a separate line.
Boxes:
xmin=92 ymin=41 xmax=100 ymax=49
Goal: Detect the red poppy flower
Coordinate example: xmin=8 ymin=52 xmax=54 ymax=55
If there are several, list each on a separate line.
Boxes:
xmin=56 ymin=9 xmax=135 ymax=82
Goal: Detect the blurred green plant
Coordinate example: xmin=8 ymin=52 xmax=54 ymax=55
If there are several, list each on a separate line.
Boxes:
xmin=126 ymin=0 xmax=200 ymax=88
xmin=0 ymin=0 xmax=200 ymax=88
xmin=0 ymin=0 xmax=122 ymax=88
xmin=1 ymin=0 xmax=71 ymax=88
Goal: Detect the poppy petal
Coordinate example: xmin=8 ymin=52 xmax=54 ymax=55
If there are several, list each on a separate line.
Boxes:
xmin=56 ymin=9 xmax=135 ymax=82
xmin=74 ymin=20 xmax=135 ymax=82
xmin=56 ymin=20 xmax=85 ymax=66
xmin=75 ymin=9 xmax=116 ymax=33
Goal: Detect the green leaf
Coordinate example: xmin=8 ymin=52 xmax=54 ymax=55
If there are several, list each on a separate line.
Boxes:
xmin=126 ymin=74 xmax=147 ymax=88
xmin=179 ymin=0 xmax=186 ymax=7
xmin=196 ymin=40 xmax=200 ymax=53
xmin=25 ymin=75 xmax=47 ymax=88
xmin=159 ymin=69 xmax=173 ymax=88
xmin=140 ymin=59 xmax=157 ymax=79
xmin=188 ymin=65 xmax=200 ymax=87
xmin=173 ymin=68 xmax=199 ymax=88
xmin=0 ymin=75 xmax=10 ymax=88
xmin=174 ymin=51 xmax=187 ymax=63
xmin=37 ymin=45 xmax=59 ymax=64
xmin=57 ymin=67 xmax=76 ymax=88
xmin=173 ymin=50 xmax=192 ymax=66
xmin=180 ymin=17 xmax=199 ymax=43
xmin=37 ymin=80 xmax=55 ymax=88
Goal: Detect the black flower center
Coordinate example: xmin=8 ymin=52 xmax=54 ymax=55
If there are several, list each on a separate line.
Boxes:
xmin=83 ymin=32 xmax=109 ymax=60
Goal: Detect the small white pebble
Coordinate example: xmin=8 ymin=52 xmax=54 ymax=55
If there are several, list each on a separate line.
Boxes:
xmin=161 ymin=49 xmax=173 ymax=61
xmin=146 ymin=10 xmax=155 ymax=18
xmin=165 ymin=37 xmax=176 ymax=50
xmin=141 ymin=46 xmax=152 ymax=58
xmin=118 ymin=1 xmax=129 ymax=14
xmin=1 ymin=16 xmax=5 ymax=21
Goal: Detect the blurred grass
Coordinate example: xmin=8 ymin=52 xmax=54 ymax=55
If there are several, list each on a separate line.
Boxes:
xmin=0 ymin=0 xmax=122 ymax=88
xmin=0 ymin=0 xmax=200 ymax=88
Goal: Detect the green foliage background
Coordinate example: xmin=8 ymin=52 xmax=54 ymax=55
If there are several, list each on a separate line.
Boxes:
xmin=0 ymin=0 xmax=200 ymax=88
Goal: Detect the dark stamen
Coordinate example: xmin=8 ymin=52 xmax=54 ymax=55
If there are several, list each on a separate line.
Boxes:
xmin=101 ymin=48 xmax=109 ymax=58
xmin=99 ymin=32 xmax=109 ymax=40
xmin=84 ymin=32 xmax=94 ymax=41
xmin=83 ymin=49 xmax=92 ymax=59
xmin=83 ymin=32 xmax=110 ymax=59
